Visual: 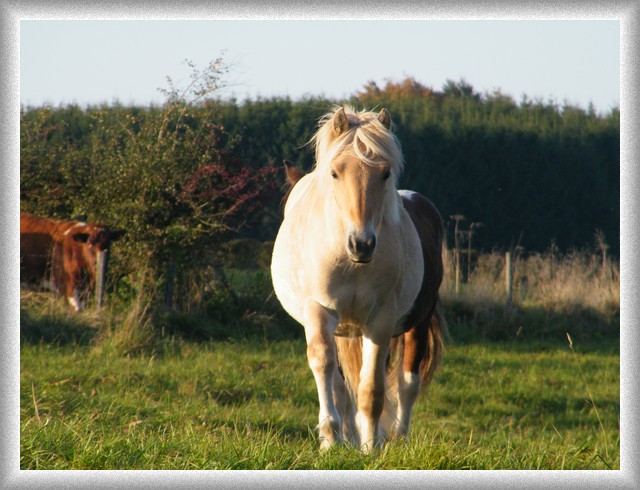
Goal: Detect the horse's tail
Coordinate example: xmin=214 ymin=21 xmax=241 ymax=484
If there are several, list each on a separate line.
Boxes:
xmin=334 ymin=336 xmax=362 ymax=411
xmin=334 ymin=336 xmax=359 ymax=442
xmin=420 ymin=299 xmax=449 ymax=388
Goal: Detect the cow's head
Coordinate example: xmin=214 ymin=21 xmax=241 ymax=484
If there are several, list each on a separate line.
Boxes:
xmin=64 ymin=223 xmax=125 ymax=310
xmin=70 ymin=225 xmax=125 ymax=251
xmin=70 ymin=225 xmax=125 ymax=271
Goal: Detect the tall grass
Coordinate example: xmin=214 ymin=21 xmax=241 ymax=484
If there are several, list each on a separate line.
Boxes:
xmin=21 ymin=272 xmax=160 ymax=356
xmin=440 ymin=249 xmax=619 ymax=343
xmin=20 ymin=261 xmax=302 ymax=356
xmin=20 ymin=249 xmax=620 ymax=352
xmin=443 ymin=247 xmax=619 ymax=309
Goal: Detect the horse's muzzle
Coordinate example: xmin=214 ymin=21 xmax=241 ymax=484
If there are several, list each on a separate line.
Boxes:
xmin=347 ymin=233 xmax=376 ymax=264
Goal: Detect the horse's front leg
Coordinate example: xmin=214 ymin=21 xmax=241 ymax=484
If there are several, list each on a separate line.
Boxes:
xmin=303 ymin=300 xmax=342 ymax=449
xmin=356 ymin=328 xmax=392 ymax=453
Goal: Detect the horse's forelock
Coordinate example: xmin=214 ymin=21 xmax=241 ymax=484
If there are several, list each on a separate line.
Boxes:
xmin=312 ymin=106 xmax=404 ymax=177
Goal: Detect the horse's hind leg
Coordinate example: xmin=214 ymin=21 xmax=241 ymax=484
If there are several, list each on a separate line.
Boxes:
xmin=396 ymin=320 xmax=428 ymax=438
xmin=303 ymin=300 xmax=342 ymax=449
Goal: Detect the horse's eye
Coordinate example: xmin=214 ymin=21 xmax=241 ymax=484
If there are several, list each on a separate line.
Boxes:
xmin=383 ymin=169 xmax=391 ymax=181
xmin=331 ymin=170 xmax=338 ymax=180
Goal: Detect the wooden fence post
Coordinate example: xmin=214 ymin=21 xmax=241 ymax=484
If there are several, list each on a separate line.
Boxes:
xmin=455 ymin=249 xmax=461 ymax=295
xmin=594 ymin=229 xmax=609 ymax=282
xmin=450 ymin=214 xmax=465 ymax=295
xmin=505 ymin=251 xmax=513 ymax=307
xmin=165 ymin=261 xmax=176 ymax=309
xmin=467 ymin=222 xmax=482 ymax=283
xmin=95 ymin=250 xmax=108 ymax=309
xmin=549 ymin=240 xmax=558 ymax=282
xmin=466 ymin=232 xmax=472 ymax=284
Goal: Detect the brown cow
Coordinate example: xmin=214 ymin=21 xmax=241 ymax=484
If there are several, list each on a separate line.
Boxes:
xmin=20 ymin=213 xmax=124 ymax=311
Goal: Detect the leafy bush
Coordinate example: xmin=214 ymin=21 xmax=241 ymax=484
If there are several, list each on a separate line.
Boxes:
xmin=20 ymin=58 xmax=280 ymax=284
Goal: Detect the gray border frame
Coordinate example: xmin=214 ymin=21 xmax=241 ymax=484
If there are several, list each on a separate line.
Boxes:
xmin=2 ymin=1 xmax=638 ymax=488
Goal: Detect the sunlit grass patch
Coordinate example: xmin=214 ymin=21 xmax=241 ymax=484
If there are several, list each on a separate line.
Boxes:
xmin=21 ymin=335 xmax=619 ymax=470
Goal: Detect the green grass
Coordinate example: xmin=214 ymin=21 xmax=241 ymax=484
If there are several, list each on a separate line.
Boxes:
xmin=20 ymin=253 xmax=620 ymax=470
xmin=20 ymin=336 xmax=619 ymax=470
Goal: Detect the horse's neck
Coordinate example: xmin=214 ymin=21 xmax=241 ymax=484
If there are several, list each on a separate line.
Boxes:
xmin=284 ymin=173 xmax=318 ymax=216
xmin=290 ymin=174 xmax=345 ymax=250
xmin=315 ymin=179 xmax=348 ymax=246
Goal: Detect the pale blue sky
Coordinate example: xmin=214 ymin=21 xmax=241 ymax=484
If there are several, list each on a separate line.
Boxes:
xmin=20 ymin=20 xmax=620 ymax=113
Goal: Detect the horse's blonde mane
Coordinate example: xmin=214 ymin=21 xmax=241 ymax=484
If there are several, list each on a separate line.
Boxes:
xmin=310 ymin=106 xmax=405 ymax=181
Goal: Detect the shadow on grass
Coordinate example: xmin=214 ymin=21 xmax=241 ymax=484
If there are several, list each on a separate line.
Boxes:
xmin=436 ymin=389 xmax=619 ymax=432
xmin=20 ymin=306 xmax=99 ymax=347
xmin=443 ymin=297 xmax=619 ymax=352
xmin=20 ymin=285 xmax=619 ymax=355
xmin=19 ymin=280 xmax=304 ymax=348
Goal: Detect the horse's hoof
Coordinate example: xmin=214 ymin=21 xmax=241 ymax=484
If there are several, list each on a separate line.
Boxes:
xmin=319 ymin=437 xmax=343 ymax=451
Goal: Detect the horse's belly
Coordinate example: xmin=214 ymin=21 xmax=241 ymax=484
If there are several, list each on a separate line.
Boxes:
xmin=270 ymin=225 xmax=311 ymax=325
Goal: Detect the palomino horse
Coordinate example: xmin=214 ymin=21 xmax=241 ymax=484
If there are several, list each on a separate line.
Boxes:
xmin=271 ymin=106 xmax=446 ymax=451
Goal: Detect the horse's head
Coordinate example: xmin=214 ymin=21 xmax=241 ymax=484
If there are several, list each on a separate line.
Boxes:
xmin=312 ymin=106 xmax=403 ymax=264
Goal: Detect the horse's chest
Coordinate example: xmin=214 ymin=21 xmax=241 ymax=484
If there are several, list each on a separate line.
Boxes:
xmin=324 ymin=267 xmax=391 ymax=324
xmin=330 ymin=283 xmax=398 ymax=338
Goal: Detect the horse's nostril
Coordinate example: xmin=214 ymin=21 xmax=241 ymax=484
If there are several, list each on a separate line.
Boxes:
xmin=348 ymin=234 xmax=358 ymax=255
xmin=366 ymin=235 xmax=376 ymax=253
xmin=348 ymin=233 xmax=376 ymax=262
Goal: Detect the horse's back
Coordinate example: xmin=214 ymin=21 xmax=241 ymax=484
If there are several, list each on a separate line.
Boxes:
xmin=398 ymin=190 xmax=443 ymax=328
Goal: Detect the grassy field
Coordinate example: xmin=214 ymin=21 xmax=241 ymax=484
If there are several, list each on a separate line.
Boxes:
xmin=19 ymin=252 xmax=620 ymax=470
xmin=21 ymin=338 xmax=619 ymax=470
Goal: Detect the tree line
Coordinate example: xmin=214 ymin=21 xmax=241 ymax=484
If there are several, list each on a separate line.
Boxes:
xmin=20 ymin=73 xmax=620 ymax=283
xmin=216 ymin=78 xmax=619 ymax=255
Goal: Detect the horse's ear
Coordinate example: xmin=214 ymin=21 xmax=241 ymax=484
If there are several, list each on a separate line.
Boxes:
xmin=332 ymin=107 xmax=350 ymax=136
xmin=378 ymin=108 xmax=392 ymax=129
xmin=283 ymin=160 xmax=305 ymax=186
